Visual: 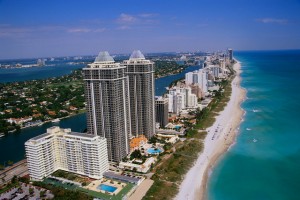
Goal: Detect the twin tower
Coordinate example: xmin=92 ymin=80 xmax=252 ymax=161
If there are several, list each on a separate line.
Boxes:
xmin=83 ymin=50 xmax=155 ymax=162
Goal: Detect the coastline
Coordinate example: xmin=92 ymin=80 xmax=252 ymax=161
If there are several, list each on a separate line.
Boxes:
xmin=175 ymin=61 xmax=246 ymax=200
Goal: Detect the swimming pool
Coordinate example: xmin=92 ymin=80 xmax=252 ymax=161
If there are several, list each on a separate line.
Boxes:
xmin=147 ymin=148 xmax=162 ymax=154
xmin=97 ymin=184 xmax=117 ymax=193
xmin=175 ymin=125 xmax=181 ymax=130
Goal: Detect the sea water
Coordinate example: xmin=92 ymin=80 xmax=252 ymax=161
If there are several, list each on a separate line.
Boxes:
xmin=207 ymin=50 xmax=300 ymax=200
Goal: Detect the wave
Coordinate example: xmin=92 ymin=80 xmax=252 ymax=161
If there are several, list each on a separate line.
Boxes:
xmin=246 ymin=128 xmax=251 ymax=131
xmin=252 ymin=109 xmax=261 ymax=113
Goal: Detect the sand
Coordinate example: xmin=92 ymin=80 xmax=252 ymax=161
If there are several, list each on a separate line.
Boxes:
xmin=175 ymin=61 xmax=246 ymax=200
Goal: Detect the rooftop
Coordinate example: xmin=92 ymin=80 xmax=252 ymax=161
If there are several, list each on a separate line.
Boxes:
xmin=130 ymin=50 xmax=145 ymax=60
xmin=94 ymin=51 xmax=114 ymax=63
xmin=103 ymin=172 xmax=140 ymax=184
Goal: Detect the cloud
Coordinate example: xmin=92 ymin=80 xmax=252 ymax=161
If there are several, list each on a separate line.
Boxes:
xmin=0 ymin=25 xmax=32 ymax=37
xmin=94 ymin=28 xmax=106 ymax=32
xmin=256 ymin=18 xmax=288 ymax=24
xmin=115 ymin=13 xmax=159 ymax=30
xmin=67 ymin=28 xmax=91 ymax=33
xmin=67 ymin=27 xmax=107 ymax=33
xmin=138 ymin=13 xmax=158 ymax=18
xmin=117 ymin=25 xmax=131 ymax=30
xmin=117 ymin=13 xmax=137 ymax=24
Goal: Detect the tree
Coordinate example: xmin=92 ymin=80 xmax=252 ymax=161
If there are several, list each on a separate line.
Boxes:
xmin=7 ymin=160 xmax=14 ymax=166
xmin=130 ymin=150 xmax=142 ymax=160
xmin=0 ymin=164 xmax=4 ymax=170
xmin=40 ymin=190 xmax=46 ymax=197
xmin=11 ymin=175 xmax=18 ymax=184
xmin=29 ymin=187 xmax=34 ymax=195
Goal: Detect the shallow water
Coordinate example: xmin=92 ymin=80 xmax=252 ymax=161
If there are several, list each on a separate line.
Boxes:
xmin=207 ymin=50 xmax=300 ymax=200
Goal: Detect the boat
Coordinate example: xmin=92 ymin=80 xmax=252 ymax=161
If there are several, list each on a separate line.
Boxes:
xmin=0 ymin=134 xmax=4 ymax=138
xmin=51 ymin=119 xmax=60 ymax=123
xmin=246 ymin=128 xmax=251 ymax=131
xmin=253 ymin=139 xmax=257 ymax=143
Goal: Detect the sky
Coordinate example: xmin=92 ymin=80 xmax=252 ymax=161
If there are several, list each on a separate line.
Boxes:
xmin=1 ymin=0 xmax=300 ymax=59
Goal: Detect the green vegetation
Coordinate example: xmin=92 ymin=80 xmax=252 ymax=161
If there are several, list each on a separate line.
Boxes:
xmin=0 ymin=60 xmax=186 ymax=134
xmin=0 ymin=175 xmax=20 ymax=194
xmin=33 ymin=180 xmax=92 ymax=200
xmin=0 ymin=70 xmax=85 ymax=134
xmin=144 ymin=140 xmax=203 ymax=200
xmin=143 ymin=63 xmax=236 ymax=200
xmin=154 ymin=61 xmax=186 ymax=78
xmin=0 ymin=182 xmax=20 ymax=194
xmin=35 ymin=178 xmax=134 ymax=200
xmin=52 ymin=170 xmax=90 ymax=184
xmin=130 ymin=149 xmax=142 ymax=160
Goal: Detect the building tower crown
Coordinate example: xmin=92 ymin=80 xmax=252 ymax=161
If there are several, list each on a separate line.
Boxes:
xmin=95 ymin=51 xmax=114 ymax=63
xmin=130 ymin=50 xmax=145 ymax=60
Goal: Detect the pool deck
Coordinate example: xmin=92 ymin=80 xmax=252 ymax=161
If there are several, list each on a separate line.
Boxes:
xmin=84 ymin=179 xmax=126 ymax=195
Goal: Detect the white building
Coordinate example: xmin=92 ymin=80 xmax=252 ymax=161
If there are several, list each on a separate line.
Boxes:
xmin=167 ymin=86 xmax=198 ymax=114
xmin=185 ymin=69 xmax=208 ymax=93
xmin=119 ymin=157 xmax=157 ymax=173
xmin=25 ymin=126 xmax=109 ymax=181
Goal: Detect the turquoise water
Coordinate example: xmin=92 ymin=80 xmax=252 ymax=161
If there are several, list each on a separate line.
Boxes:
xmin=207 ymin=50 xmax=300 ymax=200
xmin=147 ymin=148 xmax=162 ymax=154
xmin=97 ymin=184 xmax=117 ymax=192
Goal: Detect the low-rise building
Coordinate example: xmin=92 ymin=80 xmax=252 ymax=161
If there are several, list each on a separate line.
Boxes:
xmin=25 ymin=126 xmax=109 ymax=181
xmin=7 ymin=117 xmax=32 ymax=125
xmin=119 ymin=157 xmax=157 ymax=173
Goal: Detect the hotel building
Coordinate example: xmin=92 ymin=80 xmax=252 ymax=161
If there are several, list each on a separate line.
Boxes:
xmin=83 ymin=52 xmax=131 ymax=162
xmin=25 ymin=126 xmax=109 ymax=181
xmin=122 ymin=50 xmax=155 ymax=139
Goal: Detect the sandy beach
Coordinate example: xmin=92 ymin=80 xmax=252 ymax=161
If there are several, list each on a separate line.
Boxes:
xmin=175 ymin=61 xmax=246 ymax=200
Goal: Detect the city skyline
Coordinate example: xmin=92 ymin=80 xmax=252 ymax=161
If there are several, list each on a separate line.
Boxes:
xmin=1 ymin=0 xmax=300 ymax=59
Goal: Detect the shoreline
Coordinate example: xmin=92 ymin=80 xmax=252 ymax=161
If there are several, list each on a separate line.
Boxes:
xmin=175 ymin=60 xmax=246 ymax=200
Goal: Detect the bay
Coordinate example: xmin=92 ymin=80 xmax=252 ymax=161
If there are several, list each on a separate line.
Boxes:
xmin=0 ymin=64 xmax=200 ymax=164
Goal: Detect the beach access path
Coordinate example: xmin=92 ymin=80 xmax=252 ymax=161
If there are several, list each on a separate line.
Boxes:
xmin=175 ymin=61 xmax=246 ymax=200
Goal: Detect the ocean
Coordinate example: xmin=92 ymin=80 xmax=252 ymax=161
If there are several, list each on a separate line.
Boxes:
xmin=207 ymin=50 xmax=300 ymax=200
xmin=0 ymin=64 xmax=200 ymax=164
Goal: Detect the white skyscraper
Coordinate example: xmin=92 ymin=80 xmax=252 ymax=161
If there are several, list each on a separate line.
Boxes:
xmin=185 ymin=69 xmax=208 ymax=94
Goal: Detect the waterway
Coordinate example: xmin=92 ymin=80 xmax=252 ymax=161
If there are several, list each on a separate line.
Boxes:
xmin=0 ymin=64 xmax=200 ymax=164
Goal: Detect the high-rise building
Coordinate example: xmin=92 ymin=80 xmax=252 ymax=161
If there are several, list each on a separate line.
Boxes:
xmin=228 ymin=48 xmax=233 ymax=61
xmin=122 ymin=50 xmax=155 ymax=139
xmin=25 ymin=126 xmax=109 ymax=181
xmin=185 ymin=69 xmax=208 ymax=94
xmin=155 ymin=96 xmax=169 ymax=128
xmin=83 ymin=52 xmax=131 ymax=162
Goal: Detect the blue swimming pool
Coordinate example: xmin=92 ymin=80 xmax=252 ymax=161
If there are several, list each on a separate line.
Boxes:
xmin=97 ymin=184 xmax=117 ymax=193
xmin=147 ymin=148 xmax=162 ymax=154
xmin=174 ymin=125 xmax=181 ymax=130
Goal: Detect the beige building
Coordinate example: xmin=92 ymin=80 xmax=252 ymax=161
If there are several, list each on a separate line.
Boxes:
xmin=25 ymin=126 xmax=109 ymax=181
